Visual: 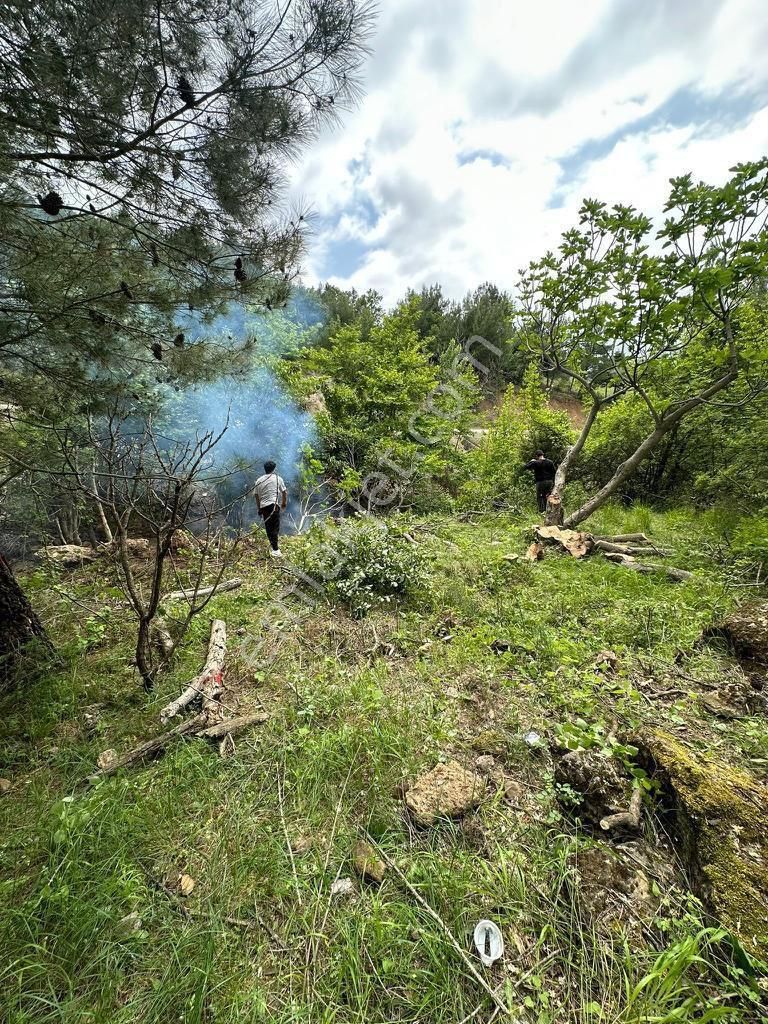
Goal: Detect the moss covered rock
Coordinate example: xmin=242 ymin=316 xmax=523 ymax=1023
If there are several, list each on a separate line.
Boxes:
xmin=638 ymin=730 xmax=768 ymax=957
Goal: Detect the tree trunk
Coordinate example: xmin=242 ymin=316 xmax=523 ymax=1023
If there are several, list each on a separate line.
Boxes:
xmin=0 ymin=551 xmax=52 ymax=678
xmin=545 ymin=398 xmax=601 ymax=525
xmin=160 ymin=618 xmax=227 ymax=723
xmin=564 ymin=368 xmax=739 ymax=529
xmin=136 ymin=617 xmax=155 ymax=690
xmin=90 ymin=466 xmax=113 ymax=544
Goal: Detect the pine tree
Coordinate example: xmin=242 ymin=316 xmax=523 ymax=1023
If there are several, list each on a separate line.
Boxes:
xmin=0 ymin=0 xmax=375 ymax=675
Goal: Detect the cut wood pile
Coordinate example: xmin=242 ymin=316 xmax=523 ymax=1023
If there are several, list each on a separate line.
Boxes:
xmin=40 ymin=535 xmax=202 ymax=568
xmin=89 ymin=618 xmax=266 ymax=781
xmin=531 ymin=526 xmax=692 ymax=582
xmin=41 ymin=539 xmax=152 ymax=566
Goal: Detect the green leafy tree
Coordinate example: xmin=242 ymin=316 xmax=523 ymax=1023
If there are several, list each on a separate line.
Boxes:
xmin=405 ymin=283 xmax=460 ymax=361
xmin=306 ymin=283 xmax=383 ymax=344
xmin=519 ymin=160 xmax=768 ymax=527
xmin=579 ymin=301 xmax=768 ymax=509
xmin=458 ymin=282 xmax=526 ymax=391
xmin=1 ymin=0 xmax=374 ymax=407
xmin=299 ymin=301 xmax=478 ymax=509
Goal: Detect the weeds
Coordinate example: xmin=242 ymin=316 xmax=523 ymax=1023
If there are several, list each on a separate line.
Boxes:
xmin=1 ymin=506 xmax=765 ymax=1022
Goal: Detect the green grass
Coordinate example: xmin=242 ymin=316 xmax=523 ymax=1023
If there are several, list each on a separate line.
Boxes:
xmin=1 ymin=506 xmax=765 ymax=1022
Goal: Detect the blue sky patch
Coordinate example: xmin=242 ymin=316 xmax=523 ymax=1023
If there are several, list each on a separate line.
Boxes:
xmin=558 ymin=85 xmax=766 ymax=185
xmin=457 ymin=148 xmax=509 ymax=167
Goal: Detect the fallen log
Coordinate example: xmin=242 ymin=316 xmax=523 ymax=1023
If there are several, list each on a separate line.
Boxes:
xmin=599 ymin=533 xmax=654 ymax=545
xmin=197 ymin=713 xmax=269 ymax=739
xmin=634 ymin=730 xmax=768 ymax=957
xmin=593 ymin=540 xmax=669 ymax=558
xmin=162 ymin=578 xmax=242 ymax=603
xmin=90 ymin=712 xmax=267 ymax=782
xmin=604 ymin=552 xmax=692 ymax=582
xmin=160 ymin=618 xmax=227 ymax=724
xmin=89 ymin=713 xmax=206 ymax=780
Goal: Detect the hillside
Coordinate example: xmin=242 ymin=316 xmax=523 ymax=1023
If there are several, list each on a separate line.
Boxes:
xmin=1 ymin=506 xmax=766 ymax=1023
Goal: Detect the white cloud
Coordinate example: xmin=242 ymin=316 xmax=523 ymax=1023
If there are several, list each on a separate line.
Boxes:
xmin=289 ymin=0 xmax=768 ymax=305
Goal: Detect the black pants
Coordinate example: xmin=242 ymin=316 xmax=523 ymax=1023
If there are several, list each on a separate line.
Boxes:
xmin=261 ymin=504 xmax=281 ymax=550
xmin=536 ymin=480 xmax=554 ymax=513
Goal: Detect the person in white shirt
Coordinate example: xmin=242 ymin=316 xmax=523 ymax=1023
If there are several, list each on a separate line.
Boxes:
xmin=253 ymin=460 xmax=288 ymax=557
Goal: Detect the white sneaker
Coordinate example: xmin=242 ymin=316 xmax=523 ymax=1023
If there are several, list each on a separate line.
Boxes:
xmin=270 ymin=548 xmax=283 ymax=558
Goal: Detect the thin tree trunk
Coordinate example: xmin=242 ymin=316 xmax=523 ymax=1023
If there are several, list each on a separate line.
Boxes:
xmin=90 ymin=466 xmax=113 ymax=544
xmin=0 ymin=551 xmax=52 ymax=679
xmin=136 ymin=617 xmax=154 ymax=690
xmin=546 ymin=397 xmax=601 ymax=524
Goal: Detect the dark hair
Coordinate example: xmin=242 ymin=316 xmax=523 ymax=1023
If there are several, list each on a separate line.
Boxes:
xmin=535 ymin=450 xmax=545 ymax=458
xmin=264 ymin=460 xmax=276 ymax=473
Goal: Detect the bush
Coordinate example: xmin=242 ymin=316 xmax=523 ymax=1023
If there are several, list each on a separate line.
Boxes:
xmin=469 ymin=365 xmax=574 ymax=506
xmin=296 ymin=516 xmax=431 ymax=617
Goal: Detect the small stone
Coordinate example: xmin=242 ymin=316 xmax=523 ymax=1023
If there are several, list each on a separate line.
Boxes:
xmin=352 ymin=841 xmax=386 ymax=884
xmin=525 ymin=542 xmax=545 ymax=562
xmin=178 ymin=873 xmax=195 ymax=897
xmin=116 ymin=910 xmax=142 ymax=936
xmin=330 ymin=877 xmax=355 ymax=899
xmin=0 ymin=778 xmax=11 ymax=795
xmin=405 ymin=760 xmax=485 ymax=827
xmin=594 ymin=650 xmax=619 ymax=674
xmin=503 ymin=781 xmax=525 ymax=806
xmin=474 ymin=755 xmax=496 ymax=775
xmin=96 ymin=748 xmax=118 ymax=771
xmin=701 ymin=693 xmax=743 ymax=720
xmin=489 ymin=639 xmax=514 ymax=654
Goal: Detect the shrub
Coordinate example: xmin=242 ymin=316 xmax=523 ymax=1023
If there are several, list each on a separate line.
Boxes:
xmin=297 ymin=516 xmax=431 ymax=617
xmin=470 ymin=365 xmax=574 ymax=506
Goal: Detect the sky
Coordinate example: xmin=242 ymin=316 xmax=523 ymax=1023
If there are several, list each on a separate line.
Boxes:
xmin=288 ymin=0 xmax=768 ymax=306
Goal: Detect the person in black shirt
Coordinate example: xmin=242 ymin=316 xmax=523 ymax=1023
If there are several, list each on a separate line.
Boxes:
xmin=523 ymin=451 xmax=556 ymax=513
